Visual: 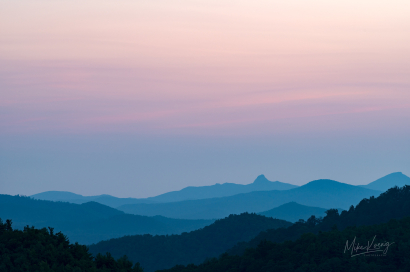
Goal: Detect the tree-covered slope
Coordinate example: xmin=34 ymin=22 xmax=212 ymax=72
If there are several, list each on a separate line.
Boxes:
xmin=0 ymin=219 xmax=144 ymax=272
xmin=159 ymin=216 xmax=410 ymax=272
xmin=88 ymin=213 xmax=292 ymax=272
xmin=0 ymin=195 xmax=213 ymax=245
xmin=228 ymin=185 xmax=410 ymax=256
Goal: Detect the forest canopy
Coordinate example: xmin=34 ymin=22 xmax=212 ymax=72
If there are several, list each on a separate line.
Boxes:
xmin=0 ymin=219 xmax=144 ymax=272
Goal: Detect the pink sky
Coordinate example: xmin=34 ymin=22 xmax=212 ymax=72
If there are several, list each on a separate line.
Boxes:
xmin=1 ymin=0 xmax=409 ymax=136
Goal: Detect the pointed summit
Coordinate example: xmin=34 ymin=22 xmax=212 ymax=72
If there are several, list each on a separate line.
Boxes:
xmin=253 ymin=174 xmax=271 ymax=184
xmin=246 ymin=175 xmax=298 ymax=191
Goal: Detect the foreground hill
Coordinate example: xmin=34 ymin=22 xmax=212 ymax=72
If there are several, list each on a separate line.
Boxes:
xmin=160 ymin=216 xmax=410 ymax=272
xmin=258 ymin=202 xmax=335 ymax=222
xmin=0 ymin=195 xmax=213 ymax=244
xmin=0 ymin=219 xmax=143 ymax=271
xmin=118 ymin=179 xmax=381 ymax=219
xmin=228 ymin=185 xmax=410 ymax=255
xmin=88 ymin=213 xmax=292 ymax=272
xmin=31 ymin=175 xmax=297 ymax=207
xmin=359 ymin=172 xmax=410 ymax=191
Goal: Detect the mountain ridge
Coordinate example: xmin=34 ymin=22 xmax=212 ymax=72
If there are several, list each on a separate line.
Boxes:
xmin=147 ymin=174 xmax=298 ymax=203
xmin=30 ymin=174 xmax=298 ymax=207
xmin=0 ymin=195 xmax=214 ymax=245
xmin=359 ymin=172 xmax=410 ymax=191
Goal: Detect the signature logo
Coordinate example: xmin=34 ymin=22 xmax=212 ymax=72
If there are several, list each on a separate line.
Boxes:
xmin=344 ymin=236 xmax=394 ymax=257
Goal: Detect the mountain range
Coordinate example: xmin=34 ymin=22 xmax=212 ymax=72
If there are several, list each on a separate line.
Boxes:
xmin=3 ymin=172 xmax=409 ymax=272
xmin=4 ymin=185 xmax=410 ymax=272
xmin=30 ymin=175 xmax=297 ymax=207
xmin=31 ymin=173 xmax=409 ymax=213
xmin=143 ymin=174 xmax=297 ymax=202
xmin=117 ymin=179 xmax=381 ymax=219
xmin=29 ymin=191 xmax=156 ymax=207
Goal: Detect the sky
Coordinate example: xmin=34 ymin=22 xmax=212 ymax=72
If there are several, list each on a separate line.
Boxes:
xmin=1 ymin=0 xmax=410 ymax=197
